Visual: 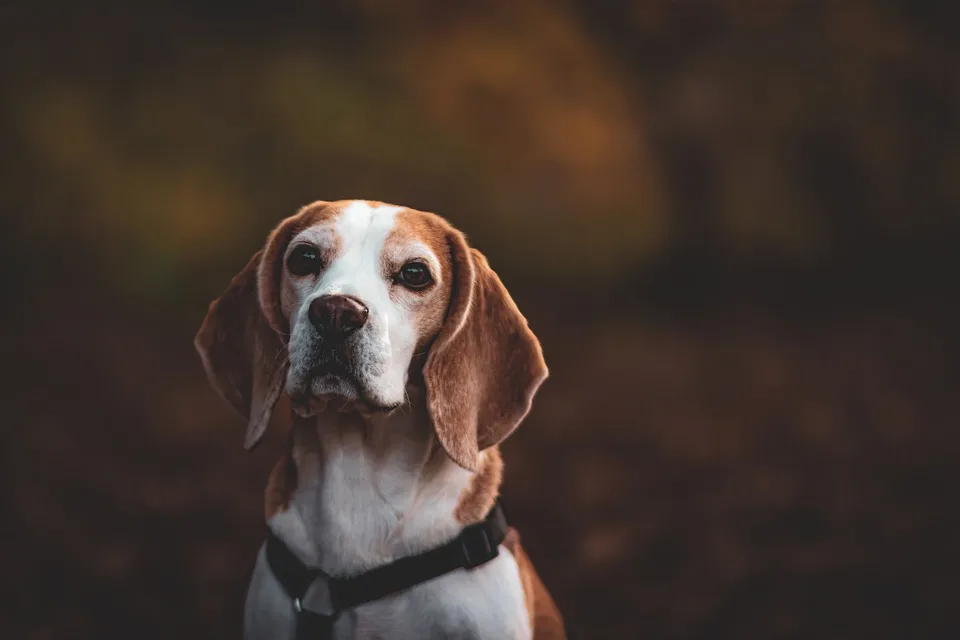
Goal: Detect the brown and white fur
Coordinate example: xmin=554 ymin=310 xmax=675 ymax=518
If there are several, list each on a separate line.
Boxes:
xmin=195 ymin=200 xmax=565 ymax=639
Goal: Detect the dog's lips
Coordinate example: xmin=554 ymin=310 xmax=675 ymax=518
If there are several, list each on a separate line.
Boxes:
xmin=289 ymin=364 xmax=366 ymax=416
xmin=291 ymin=392 xmax=355 ymax=416
xmin=289 ymin=355 xmax=401 ymax=417
xmin=290 ymin=391 xmax=400 ymax=418
xmin=308 ymin=359 xmax=353 ymax=379
xmin=303 ymin=360 xmax=363 ymax=391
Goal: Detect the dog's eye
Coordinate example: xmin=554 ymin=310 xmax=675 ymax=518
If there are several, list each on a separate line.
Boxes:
xmin=287 ymin=244 xmax=323 ymax=277
xmin=397 ymin=262 xmax=432 ymax=289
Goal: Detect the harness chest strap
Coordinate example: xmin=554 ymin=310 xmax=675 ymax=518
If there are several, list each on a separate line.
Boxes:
xmin=265 ymin=501 xmax=510 ymax=639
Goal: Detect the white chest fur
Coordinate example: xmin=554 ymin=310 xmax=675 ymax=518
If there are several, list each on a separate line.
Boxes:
xmin=243 ymin=410 xmax=531 ymax=639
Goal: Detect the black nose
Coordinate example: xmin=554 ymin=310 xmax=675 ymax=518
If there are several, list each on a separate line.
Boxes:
xmin=308 ymin=295 xmax=369 ymax=337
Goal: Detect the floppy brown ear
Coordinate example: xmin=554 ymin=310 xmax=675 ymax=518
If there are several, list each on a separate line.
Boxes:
xmin=424 ymin=231 xmax=548 ymax=471
xmin=194 ymin=249 xmax=288 ymax=450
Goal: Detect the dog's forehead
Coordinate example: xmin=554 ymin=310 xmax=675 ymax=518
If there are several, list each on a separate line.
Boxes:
xmin=291 ymin=200 xmax=448 ymax=267
xmin=333 ymin=200 xmax=403 ymax=247
xmin=289 ymin=200 xmax=394 ymax=247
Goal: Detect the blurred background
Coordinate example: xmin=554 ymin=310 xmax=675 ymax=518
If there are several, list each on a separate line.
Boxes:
xmin=2 ymin=1 xmax=958 ymax=638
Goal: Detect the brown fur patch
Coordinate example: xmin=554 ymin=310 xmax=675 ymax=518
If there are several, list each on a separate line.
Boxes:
xmin=504 ymin=531 xmax=567 ymax=639
xmin=422 ymin=225 xmax=549 ymax=471
xmin=264 ymin=440 xmax=298 ymax=520
xmin=194 ymin=250 xmax=288 ymax=450
xmin=388 ymin=209 xmax=458 ymax=355
xmin=258 ymin=200 xmax=343 ymax=335
xmin=454 ymin=446 xmax=503 ymax=523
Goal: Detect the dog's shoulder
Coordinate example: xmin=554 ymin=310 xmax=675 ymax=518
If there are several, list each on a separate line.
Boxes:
xmin=503 ymin=528 xmax=567 ymax=640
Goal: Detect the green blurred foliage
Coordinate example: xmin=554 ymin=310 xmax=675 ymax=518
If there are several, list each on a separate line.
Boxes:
xmin=3 ymin=0 xmax=956 ymax=313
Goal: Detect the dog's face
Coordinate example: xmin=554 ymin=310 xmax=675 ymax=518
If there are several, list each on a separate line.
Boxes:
xmin=276 ymin=201 xmax=451 ymax=413
xmin=196 ymin=199 xmax=547 ymax=471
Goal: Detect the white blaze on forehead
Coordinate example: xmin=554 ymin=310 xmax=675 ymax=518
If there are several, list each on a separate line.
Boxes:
xmin=323 ymin=201 xmax=403 ymax=293
xmin=336 ymin=201 xmax=403 ymax=250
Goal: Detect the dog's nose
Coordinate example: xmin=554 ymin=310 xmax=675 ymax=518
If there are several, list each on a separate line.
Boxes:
xmin=308 ymin=295 xmax=369 ymax=337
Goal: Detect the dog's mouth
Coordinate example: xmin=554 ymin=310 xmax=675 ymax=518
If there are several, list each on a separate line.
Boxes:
xmin=289 ymin=358 xmax=400 ymax=417
xmin=308 ymin=359 xmax=354 ymax=381
xmin=290 ymin=392 xmax=402 ymax=418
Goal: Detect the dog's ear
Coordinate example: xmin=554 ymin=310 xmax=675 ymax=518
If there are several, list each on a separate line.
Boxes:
xmin=195 ymin=218 xmax=299 ymax=450
xmin=424 ymin=230 xmax=548 ymax=471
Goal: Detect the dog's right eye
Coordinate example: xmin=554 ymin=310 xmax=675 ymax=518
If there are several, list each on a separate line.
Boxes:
xmin=287 ymin=244 xmax=323 ymax=276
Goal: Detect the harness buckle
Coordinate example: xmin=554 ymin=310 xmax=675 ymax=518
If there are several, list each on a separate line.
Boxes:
xmin=298 ymin=577 xmax=337 ymax=617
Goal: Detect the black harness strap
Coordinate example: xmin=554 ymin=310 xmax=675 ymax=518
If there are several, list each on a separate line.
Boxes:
xmin=265 ymin=502 xmax=509 ymax=639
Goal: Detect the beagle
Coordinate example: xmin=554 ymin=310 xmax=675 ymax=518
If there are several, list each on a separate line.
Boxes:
xmin=195 ymin=200 xmax=565 ymax=639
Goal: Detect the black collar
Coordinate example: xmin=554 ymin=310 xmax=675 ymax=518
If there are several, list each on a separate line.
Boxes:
xmin=265 ymin=501 xmax=509 ymax=639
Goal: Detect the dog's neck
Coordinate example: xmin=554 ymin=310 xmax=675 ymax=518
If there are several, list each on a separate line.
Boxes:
xmin=266 ymin=388 xmax=502 ymax=577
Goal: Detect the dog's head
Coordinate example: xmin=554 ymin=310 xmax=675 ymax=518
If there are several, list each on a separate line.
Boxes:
xmin=195 ymin=200 xmax=547 ymax=470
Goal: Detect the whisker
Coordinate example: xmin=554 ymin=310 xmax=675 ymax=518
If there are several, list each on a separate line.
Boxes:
xmin=267 ymin=345 xmax=289 ymax=371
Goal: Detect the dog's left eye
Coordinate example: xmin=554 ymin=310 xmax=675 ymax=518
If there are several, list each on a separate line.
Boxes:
xmin=397 ymin=262 xmax=432 ymax=289
xmin=287 ymin=244 xmax=323 ymax=277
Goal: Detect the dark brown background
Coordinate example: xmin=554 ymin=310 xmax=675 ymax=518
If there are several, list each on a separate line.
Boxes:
xmin=2 ymin=1 xmax=958 ymax=638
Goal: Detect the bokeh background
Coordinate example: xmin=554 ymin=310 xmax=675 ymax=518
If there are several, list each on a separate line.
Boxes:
xmin=2 ymin=1 xmax=959 ymax=638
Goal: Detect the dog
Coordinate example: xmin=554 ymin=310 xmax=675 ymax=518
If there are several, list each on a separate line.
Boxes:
xmin=195 ymin=200 xmax=565 ymax=639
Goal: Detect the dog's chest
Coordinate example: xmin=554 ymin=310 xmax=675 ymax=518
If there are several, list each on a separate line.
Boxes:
xmin=248 ymin=430 xmax=530 ymax=639
xmin=280 ymin=425 xmax=470 ymax=571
